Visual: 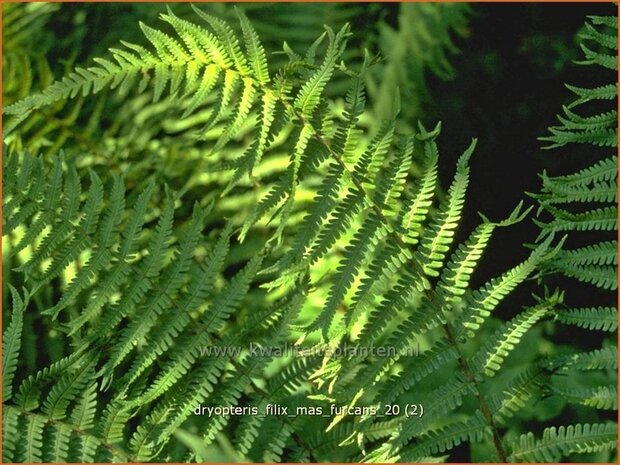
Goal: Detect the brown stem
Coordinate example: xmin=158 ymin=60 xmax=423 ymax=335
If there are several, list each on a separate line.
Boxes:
xmin=442 ymin=324 xmax=508 ymax=462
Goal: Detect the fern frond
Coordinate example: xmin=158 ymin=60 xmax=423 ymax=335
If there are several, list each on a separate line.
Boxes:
xmin=46 ymin=423 xmax=73 ymax=462
xmin=366 ymin=375 xmax=471 ymax=461
xmin=11 ymin=156 xmax=80 ymax=274
xmin=542 ymin=125 xmax=617 ymax=148
xmin=538 ymin=239 xmax=618 ymax=291
xmin=5 ymin=7 xmax=275 ymax=155
xmin=2 ymin=406 xmax=20 ymax=462
xmin=356 ymin=268 xmax=426 ymax=343
xmin=398 ymin=123 xmax=440 ymax=244
xmin=33 ymin=170 xmax=104 ymax=287
xmin=555 ymin=306 xmax=618 ymax=332
xmin=436 ymin=221 xmax=495 ymax=304
xmin=536 ymin=178 xmax=617 ymax=205
xmin=535 ymin=205 xmax=617 ymax=237
xmin=346 ymin=240 xmax=412 ymax=326
xmin=3 ymin=8 xmax=615 ymax=463
xmin=22 ymin=413 xmax=46 ymax=462
xmin=543 ymin=345 xmax=618 ymax=371
xmin=578 ymin=43 xmax=617 ymax=71
xmin=436 ymin=201 xmax=530 ymax=307
xmin=565 ymin=83 xmax=617 ymax=107
xmin=540 ymin=156 xmax=617 ymax=188
xmin=398 ymin=411 xmax=490 ymax=461
xmin=5 ymin=153 xmax=49 ymax=241
xmin=539 ymin=15 xmax=618 ymax=149
xmin=97 ymin=401 xmax=132 ymax=446
xmin=490 ymin=367 xmax=551 ymax=422
xmin=582 ymin=17 xmax=618 ymax=50
xmin=262 ymin=162 xmax=345 ymax=282
xmin=4 ymin=404 xmax=129 ymax=462
xmin=41 ymin=357 xmax=96 ymax=420
xmin=47 ymin=175 xmax=126 ymax=317
xmin=379 ymin=340 xmax=459 ymax=404
xmin=235 ymin=7 xmax=269 ymax=84
xmin=551 ymin=260 xmax=617 ymax=290
xmin=70 ymin=382 xmax=99 ymax=431
xmin=533 ymin=13 xmax=617 ymax=361
xmin=509 ymin=423 xmax=618 ymax=462
xmin=117 ymin=224 xmax=232 ymax=392
xmin=553 ymin=241 xmax=617 ymax=267
xmin=196 ymin=292 xmax=305 ymax=452
xmin=459 ymin=234 xmax=557 ymax=334
xmin=307 ymin=212 xmax=386 ymax=338
xmin=64 ymin=181 xmax=156 ymax=334
xmin=552 ymin=385 xmax=617 ymax=410
xmin=127 ymin=252 xmax=263 ymax=410
xmin=13 ymin=352 xmax=88 ymax=411
xmin=294 ymin=25 xmax=350 ymax=118
xmin=472 ymin=304 xmax=551 ymax=377
xmin=235 ymin=356 xmax=320 ymax=455
xmin=101 ymin=201 xmax=209 ymax=380
xmin=2 ymin=287 xmax=27 ymax=402
xmin=415 ymin=136 xmax=475 ymax=277
xmin=85 ymin=190 xmax=176 ymax=351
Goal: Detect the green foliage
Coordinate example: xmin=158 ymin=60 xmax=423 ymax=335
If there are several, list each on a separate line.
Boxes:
xmin=367 ymin=3 xmax=470 ymax=124
xmin=528 ymin=13 xmax=618 ymax=465
xmin=2 ymin=2 xmax=60 ymax=104
xmin=2 ymin=5 xmax=617 ymax=464
xmin=539 ymin=16 xmax=617 ymax=149
xmin=534 ymin=18 xmax=618 ymax=291
xmin=509 ymin=423 xmax=618 ymax=462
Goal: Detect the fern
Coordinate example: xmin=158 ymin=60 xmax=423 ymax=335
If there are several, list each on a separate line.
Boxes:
xmin=2 ymin=149 xmax=265 ymax=461
xmin=398 ymin=412 xmax=490 ymax=461
xmin=367 ymin=3 xmax=471 ymax=124
xmin=534 ymin=17 xmax=618 ymax=293
xmin=527 ymin=13 xmax=618 ymax=464
xmin=489 ymin=366 xmax=552 ymax=423
xmin=2 ymin=3 xmax=59 ymax=102
xmin=2 ymin=287 xmax=27 ymax=402
xmin=554 ymin=306 xmax=618 ymax=332
xmin=539 ymin=17 xmax=617 ymax=149
xmin=509 ymin=423 xmax=618 ymax=462
xmin=471 ymin=302 xmax=552 ymax=377
xmin=2 ymin=6 xmax=616 ymax=464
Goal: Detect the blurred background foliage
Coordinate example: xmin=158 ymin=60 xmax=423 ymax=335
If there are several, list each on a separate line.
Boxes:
xmin=2 ymin=3 xmax=616 ymax=462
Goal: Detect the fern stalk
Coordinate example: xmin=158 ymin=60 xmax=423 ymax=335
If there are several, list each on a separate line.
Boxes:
xmin=442 ymin=322 xmax=508 ymax=461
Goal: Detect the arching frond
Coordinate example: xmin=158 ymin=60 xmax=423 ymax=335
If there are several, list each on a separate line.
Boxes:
xmin=2 ymin=8 xmax=615 ymax=464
